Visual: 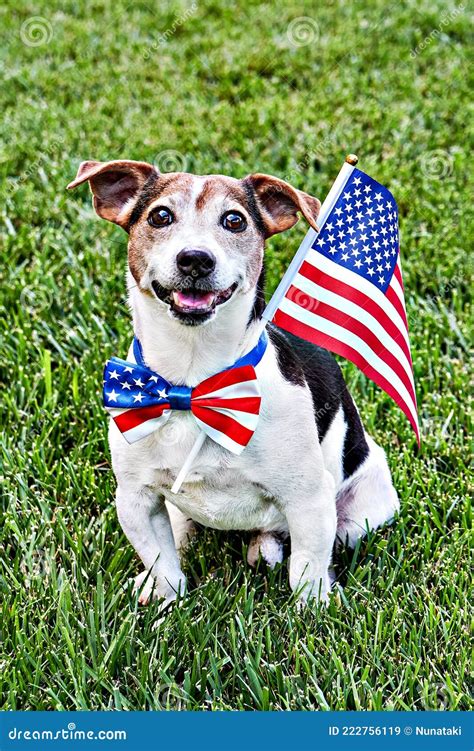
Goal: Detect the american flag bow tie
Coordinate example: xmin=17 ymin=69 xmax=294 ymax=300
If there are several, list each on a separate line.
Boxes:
xmin=103 ymin=333 xmax=268 ymax=454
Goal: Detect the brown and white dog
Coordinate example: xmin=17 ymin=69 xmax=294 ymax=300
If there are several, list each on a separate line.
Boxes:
xmin=68 ymin=159 xmax=399 ymax=610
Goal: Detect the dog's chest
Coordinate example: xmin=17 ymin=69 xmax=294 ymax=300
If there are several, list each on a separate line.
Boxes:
xmin=111 ymin=413 xmax=286 ymax=531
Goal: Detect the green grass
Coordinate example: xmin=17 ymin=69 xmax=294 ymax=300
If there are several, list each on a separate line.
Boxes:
xmin=1 ymin=0 xmax=472 ymax=711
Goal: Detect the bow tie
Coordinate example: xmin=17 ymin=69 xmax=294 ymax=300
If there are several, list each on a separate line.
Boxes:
xmin=103 ymin=333 xmax=268 ymax=454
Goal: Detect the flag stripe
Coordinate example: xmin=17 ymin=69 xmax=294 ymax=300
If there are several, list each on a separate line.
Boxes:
xmin=120 ymin=413 xmax=171 ymax=443
xmin=274 ymin=307 xmax=419 ymax=440
xmin=192 ymin=405 xmax=254 ymax=447
xmin=113 ymin=403 xmax=170 ymax=432
xmin=192 ymin=396 xmax=261 ymax=414
xmin=192 ymin=380 xmax=260 ymax=402
xmin=285 ymin=285 xmax=417 ymax=406
xmin=193 ymin=418 xmax=245 ymax=455
xmin=193 ymin=364 xmax=256 ymax=397
xmin=297 ymin=261 xmax=414 ymax=372
xmin=276 ymin=294 xmax=418 ymax=425
xmin=304 ymin=250 xmax=410 ymax=348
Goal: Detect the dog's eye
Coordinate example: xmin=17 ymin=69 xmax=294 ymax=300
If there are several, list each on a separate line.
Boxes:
xmin=148 ymin=207 xmax=174 ymax=228
xmin=221 ymin=211 xmax=247 ymax=233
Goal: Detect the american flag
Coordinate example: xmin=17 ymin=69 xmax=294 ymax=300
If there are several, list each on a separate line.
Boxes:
xmin=272 ymin=168 xmax=419 ymax=442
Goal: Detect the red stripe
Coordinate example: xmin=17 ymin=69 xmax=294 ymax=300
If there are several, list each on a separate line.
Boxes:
xmin=192 ymin=396 xmax=261 ymax=414
xmin=299 ymin=260 xmax=413 ymax=368
xmin=192 ymin=405 xmax=254 ymax=447
xmin=113 ymin=403 xmax=169 ymax=432
xmin=193 ymin=365 xmax=256 ymax=398
xmin=394 ymin=262 xmax=404 ymax=287
xmin=285 ymin=284 xmax=417 ymax=406
xmin=274 ymin=309 xmax=419 ymax=443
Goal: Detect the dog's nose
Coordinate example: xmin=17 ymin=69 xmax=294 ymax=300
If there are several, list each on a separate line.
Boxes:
xmin=176 ymin=248 xmax=216 ymax=278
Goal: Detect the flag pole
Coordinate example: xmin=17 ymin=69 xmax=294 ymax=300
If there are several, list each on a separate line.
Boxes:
xmin=171 ymin=154 xmax=358 ymax=494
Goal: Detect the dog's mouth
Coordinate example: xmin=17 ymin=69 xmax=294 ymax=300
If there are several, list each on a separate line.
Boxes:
xmin=151 ymin=281 xmax=238 ymax=323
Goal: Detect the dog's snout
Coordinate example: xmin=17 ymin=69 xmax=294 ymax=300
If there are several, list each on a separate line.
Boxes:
xmin=176 ymin=248 xmax=216 ymax=278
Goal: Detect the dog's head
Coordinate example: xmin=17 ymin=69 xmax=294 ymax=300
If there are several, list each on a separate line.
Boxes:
xmin=68 ymin=160 xmax=320 ymax=325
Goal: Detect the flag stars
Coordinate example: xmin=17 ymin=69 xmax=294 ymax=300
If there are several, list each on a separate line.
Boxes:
xmin=353 ymin=176 xmax=362 ymax=186
xmin=316 ymin=238 xmax=326 ymax=247
xmin=123 ymin=366 xmax=134 ymax=373
xmin=334 ymin=207 xmax=343 ymax=216
xmin=354 ymin=258 xmax=363 ymax=268
xmin=148 ymin=375 xmax=159 ymax=383
xmin=121 ymin=381 xmax=132 ymax=390
xmin=134 ymin=377 xmax=145 ymax=388
xmin=107 ymin=389 xmax=119 ymax=402
xmin=367 ymin=267 xmax=376 ymax=276
xmin=363 ymin=184 xmax=372 ymax=193
xmin=341 ymin=252 xmax=350 ymax=262
xmin=108 ymin=369 xmax=120 ymax=380
xmin=133 ymin=392 xmax=145 ymax=403
xmin=157 ymin=388 xmax=168 ymax=399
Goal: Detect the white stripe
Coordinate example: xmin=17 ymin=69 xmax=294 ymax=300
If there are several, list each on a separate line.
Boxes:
xmin=193 ymin=417 xmax=245 ymax=454
xmin=197 ymin=405 xmax=259 ymax=431
xmin=121 ymin=412 xmax=171 ymax=443
xmin=293 ymin=272 xmax=415 ymax=388
xmin=279 ymin=296 xmax=418 ymax=426
xmin=392 ymin=262 xmax=407 ymax=312
xmin=304 ymin=251 xmax=410 ymax=350
xmin=192 ymin=379 xmax=260 ymax=401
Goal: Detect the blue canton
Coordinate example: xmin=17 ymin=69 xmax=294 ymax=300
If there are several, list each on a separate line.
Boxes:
xmin=312 ymin=168 xmax=399 ymax=293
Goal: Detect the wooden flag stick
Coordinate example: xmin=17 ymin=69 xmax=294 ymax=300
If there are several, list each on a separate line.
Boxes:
xmin=171 ymin=154 xmax=359 ymax=494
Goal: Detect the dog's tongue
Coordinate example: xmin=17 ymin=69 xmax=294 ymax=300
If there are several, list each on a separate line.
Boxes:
xmin=173 ymin=290 xmax=215 ymax=310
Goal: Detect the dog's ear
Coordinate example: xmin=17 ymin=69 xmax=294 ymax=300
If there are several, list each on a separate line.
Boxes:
xmin=67 ymin=159 xmax=158 ymax=230
xmin=245 ymin=173 xmax=320 ymax=238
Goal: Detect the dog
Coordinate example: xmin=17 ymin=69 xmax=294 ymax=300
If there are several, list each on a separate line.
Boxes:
xmin=68 ymin=159 xmax=399 ymax=610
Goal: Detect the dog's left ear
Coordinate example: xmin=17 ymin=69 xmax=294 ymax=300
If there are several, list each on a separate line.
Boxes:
xmin=67 ymin=159 xmax=158 ymax=230
xmin=245 ymin=173 xmax=321 ymax=238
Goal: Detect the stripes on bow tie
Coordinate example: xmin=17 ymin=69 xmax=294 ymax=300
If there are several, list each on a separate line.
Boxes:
xmin=103 ymin=333 xmax=268 ymax=455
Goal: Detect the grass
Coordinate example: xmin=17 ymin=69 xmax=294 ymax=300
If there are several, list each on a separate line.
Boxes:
xmin=0 ymin=0 xmax=472 ymax=711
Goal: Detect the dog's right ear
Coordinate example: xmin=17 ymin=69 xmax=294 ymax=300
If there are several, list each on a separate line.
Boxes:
xmin=67 ymin=159 xmax=158 ymax=230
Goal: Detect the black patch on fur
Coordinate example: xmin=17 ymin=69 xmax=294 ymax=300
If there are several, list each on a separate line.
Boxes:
xmin=247 ymin=264 xmax=266 ymax=326
xmin=127 ymin=172 xmax=161 ymax=229
xmin=340 ymin=389 xmax=369 ymax=478
xmin=268 ymin=326 xmax=305 ymax=386
xmin=270 ymin=326 xmax=369 ymax=477
xmin=242 ymin=179 xmax=267 ymax=236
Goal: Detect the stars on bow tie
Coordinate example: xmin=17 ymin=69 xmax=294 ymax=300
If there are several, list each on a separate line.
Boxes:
xmin=157 ymin=388 xmax=168 ymax=399
xmin=133 ymin=393 xmax=145 ymax=403
xmin=107 ymin=389 xmax=119 ymax=402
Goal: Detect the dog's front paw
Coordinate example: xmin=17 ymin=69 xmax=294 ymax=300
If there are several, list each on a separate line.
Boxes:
xmin=132 ymin=569 xmax=186 ymax=607
xmin=289 ymin=554 xmax=332 ymax=608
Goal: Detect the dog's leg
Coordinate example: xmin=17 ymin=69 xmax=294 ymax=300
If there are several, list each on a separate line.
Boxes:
xmin=247 ymin=531 xmax=285 ymax=568
xmin=285 ymin=471 xmax=337 ymax=605
xmin=336 ymin=436 xmax=399 ymax=549
xmin=116 ymin=485 xmax=186 ymax=607
xmin=166 ymin=501 xmax=197 ymax=553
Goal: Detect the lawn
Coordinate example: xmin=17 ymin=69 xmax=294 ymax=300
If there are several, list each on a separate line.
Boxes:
xmin=0 ymin=0 xmax=472 ymax=711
